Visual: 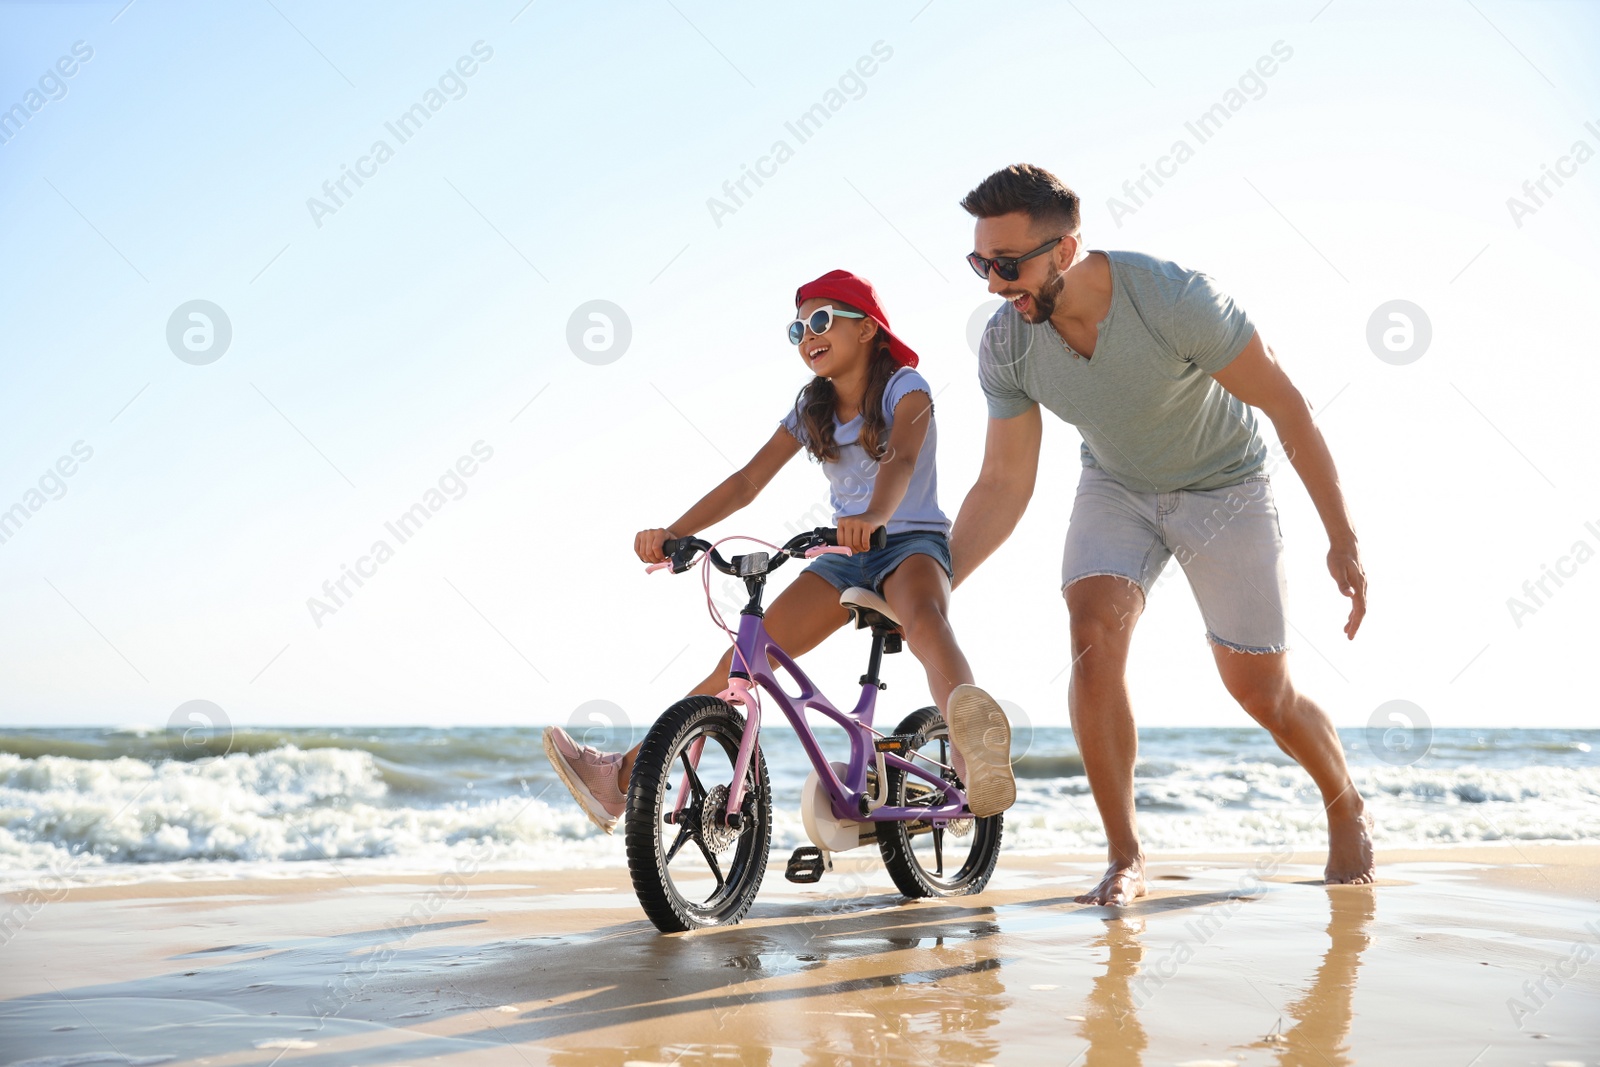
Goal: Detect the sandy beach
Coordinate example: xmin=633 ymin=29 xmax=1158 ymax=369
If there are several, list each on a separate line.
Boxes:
xmin=6 ymin=0 xmax=1600 ymax=1064
xmin=4 ymin=844 xmax=1597 ymax=1066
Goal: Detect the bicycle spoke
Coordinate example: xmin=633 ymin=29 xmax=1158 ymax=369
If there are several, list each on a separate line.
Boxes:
xmin=680 ymin=747 xmax=708 ymax=802
xmin=877 ymin=713 xmax=1000 ymax=900
xmin=906 ymin=781 xmax=940 ymax=809
xmin=694 ymin=835 xmax=725 ymax=890
xmin=627 ymin=703 xmax=774 ymax=932
xmin=664 ymin=822 xmax=692 ymax=866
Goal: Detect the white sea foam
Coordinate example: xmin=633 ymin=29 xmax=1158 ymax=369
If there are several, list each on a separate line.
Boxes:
xmin=0 ymin=746 xmax=624 ymax=882
xmin=2 ymin=743 xmax=1596 ymax=886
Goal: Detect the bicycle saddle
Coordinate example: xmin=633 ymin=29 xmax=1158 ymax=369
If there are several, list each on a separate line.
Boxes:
xmin=839 ymin=586 xmax=901 ymax=630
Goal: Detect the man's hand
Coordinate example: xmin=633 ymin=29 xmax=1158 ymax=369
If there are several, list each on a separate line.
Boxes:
xmin=837 ymin=513 xmax=886 ymax=553
xmin=1328 ymin=539 xmax=1367 ymax=639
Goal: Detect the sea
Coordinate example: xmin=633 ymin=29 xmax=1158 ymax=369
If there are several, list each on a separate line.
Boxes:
xmin=2 ymin=725 xmax=1596 ymax=887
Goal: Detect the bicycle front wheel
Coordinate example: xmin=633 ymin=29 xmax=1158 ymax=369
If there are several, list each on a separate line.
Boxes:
xmin=624 ymin=696 xmax=771 ymax=932
xmin=877 ymin=705 xmax=1004 ymax=898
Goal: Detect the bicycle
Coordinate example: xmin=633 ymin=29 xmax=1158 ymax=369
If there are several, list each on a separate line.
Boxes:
xmin=624 ymin=525 xmax=1005 ymax=933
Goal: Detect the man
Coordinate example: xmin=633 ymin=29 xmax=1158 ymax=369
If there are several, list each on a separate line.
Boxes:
xmin=948 ymin=163 xmax=1372 ymax=905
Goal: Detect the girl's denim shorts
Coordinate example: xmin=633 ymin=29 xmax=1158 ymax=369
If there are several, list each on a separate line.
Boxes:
xmin=804 ymin=528 xmax=953 ymax=595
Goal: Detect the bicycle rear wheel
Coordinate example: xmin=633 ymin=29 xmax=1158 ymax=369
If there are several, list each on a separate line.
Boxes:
xmin=624 ymin=696 xmax=772 ymax=932
xmin=877 ymin=705 xmax=1003 ymax=898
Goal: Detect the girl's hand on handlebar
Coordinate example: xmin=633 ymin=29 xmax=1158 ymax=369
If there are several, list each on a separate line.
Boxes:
xmin=635 ymin=528 xmax=681 ymax=564
xmin=836 ymin=514 xmax=885 ymax=554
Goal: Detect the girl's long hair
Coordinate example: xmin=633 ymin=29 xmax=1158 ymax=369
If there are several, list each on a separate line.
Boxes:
xmin=790 ymin=301 xmax=899 ymax=463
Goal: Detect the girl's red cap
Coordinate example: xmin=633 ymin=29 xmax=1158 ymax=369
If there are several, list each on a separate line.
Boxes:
xmin=795 ymin=270 xmax=919 ymax=369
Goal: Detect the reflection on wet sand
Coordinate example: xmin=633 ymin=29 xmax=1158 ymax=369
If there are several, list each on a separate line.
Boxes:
xmin=1080 ymin=918 xmax=1149 ymax=1067
xmin=1266 ymin=889 xmax=1376 ymax=1067
xmin=550 ymin=1043 xmax=774 ymax=1067
xmin=1072 ymin=889 xmax=1376 ymax=1066
xmin=10 ymin=855 xmax=1595 ymax=1066
xmin=524 ymin=905 xmax=1015 ymax=1067
xmin=787 ymin=935 xmax=1009 ymax=1067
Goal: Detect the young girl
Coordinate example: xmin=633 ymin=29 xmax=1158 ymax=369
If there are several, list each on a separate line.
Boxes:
xmin=544 ymin=270 xmax=1015 ymax=830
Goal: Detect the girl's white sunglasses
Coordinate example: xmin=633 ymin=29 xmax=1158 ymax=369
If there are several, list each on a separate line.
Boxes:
xmin=787 ymin=305 xmax=865 ymax=345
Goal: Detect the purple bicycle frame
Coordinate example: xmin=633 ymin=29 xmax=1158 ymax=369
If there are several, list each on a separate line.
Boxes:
xmin=712 ymin=609 xmax=968 ymax=825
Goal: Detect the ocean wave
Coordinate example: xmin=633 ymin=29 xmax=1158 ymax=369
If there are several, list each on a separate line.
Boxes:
xmin=1012 ymin=753 xmax=1087 ymax=779
xmin=0 ymin=728 xmax=551 ymax=767
xmin=2 ymin=738 xmax=1597 ymax=884
xmin=0 ymin=747 xmax=613 ymax=873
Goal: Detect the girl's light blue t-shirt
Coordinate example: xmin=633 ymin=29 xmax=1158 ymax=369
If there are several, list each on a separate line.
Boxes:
xmin=779 ymin=366 xmax=950 ymax=537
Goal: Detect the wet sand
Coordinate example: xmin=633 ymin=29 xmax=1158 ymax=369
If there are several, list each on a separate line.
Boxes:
xmin=3 ymin=845 xmax=1598 ymax=1065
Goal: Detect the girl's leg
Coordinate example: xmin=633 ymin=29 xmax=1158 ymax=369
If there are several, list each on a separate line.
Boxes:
xmin=616 ymin=572 xmax=850 ymax=786
xmin=878 ymin=553 xmax=971 ymax=714
xmin=880 ymin=551 xmax=1015 ymax=817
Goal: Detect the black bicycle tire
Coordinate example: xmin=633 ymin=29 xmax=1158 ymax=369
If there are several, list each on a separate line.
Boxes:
xmin=623 ymin=696 xmax=772 ymax=932
xmin=877 ymin=705 xmax=1004 ymax=898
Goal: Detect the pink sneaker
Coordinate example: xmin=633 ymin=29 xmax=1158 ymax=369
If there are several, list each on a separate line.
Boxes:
xmin=543 ymin=727 xmax=627 ymax=833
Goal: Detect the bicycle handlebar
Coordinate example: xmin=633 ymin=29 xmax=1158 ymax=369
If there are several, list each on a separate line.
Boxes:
xmin=649 ymin=525 xmax=888 ymax=577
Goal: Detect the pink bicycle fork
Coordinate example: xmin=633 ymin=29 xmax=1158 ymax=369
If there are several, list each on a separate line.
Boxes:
xmin=670 ymin=653 xmax=760 ymax=822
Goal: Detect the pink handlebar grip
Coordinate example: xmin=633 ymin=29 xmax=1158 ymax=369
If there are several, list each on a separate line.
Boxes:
xmin=804 ymin=545 xmax=853 ymax=559
xmin=645 ymin=560 xmax=673 ymax=574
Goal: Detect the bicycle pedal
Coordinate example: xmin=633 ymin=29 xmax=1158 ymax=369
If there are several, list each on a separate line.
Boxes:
xmin=785 ymin=845 xmax=831 ymax=884
xmin=873 ymin=732 xmax=924 ymax=755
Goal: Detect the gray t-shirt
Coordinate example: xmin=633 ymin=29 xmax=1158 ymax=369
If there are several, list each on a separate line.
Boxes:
xmin=781 ymin=366 xmax=950 ymax=536
xmin=978 ymin=250 xmax=1266 ymax=493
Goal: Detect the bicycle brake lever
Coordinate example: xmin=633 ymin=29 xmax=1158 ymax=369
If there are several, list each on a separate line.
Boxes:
xmin=804 ymin=545 xmax=852 ymax=559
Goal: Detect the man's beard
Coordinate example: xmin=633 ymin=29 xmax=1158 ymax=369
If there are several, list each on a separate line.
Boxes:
xmin=1021 ymin=263 xmax=1066 ymax=324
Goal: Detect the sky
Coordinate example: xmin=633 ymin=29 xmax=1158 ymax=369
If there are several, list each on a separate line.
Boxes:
xmin=1 ymin=0 xmax=1597 ymax=735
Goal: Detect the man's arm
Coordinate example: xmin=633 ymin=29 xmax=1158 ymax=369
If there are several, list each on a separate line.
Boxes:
xmin=1211 ymin=333 xmax=1367 ymax=639
xmin=947 ymin=404 xmax=1043 ymax=589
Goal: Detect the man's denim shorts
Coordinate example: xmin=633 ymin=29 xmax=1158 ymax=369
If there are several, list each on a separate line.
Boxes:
xmin=805 ymin=529 xmax=953 ymax=595
xmin=1061 ymin=465 xmax=1289 ymax=654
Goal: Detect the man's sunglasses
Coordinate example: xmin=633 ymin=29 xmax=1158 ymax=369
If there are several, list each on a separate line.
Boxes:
xmin=966 ymin=235 xmax=1064 ymax=282
xmin=787 ymin=304 xmax=866 ymax=345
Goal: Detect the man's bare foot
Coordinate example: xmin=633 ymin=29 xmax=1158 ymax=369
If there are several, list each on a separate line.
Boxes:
xmin=1075 ymin=858 xmax=1148 ymax=905
xmin=1324 ymin=807 xmax=1376 ymax=885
